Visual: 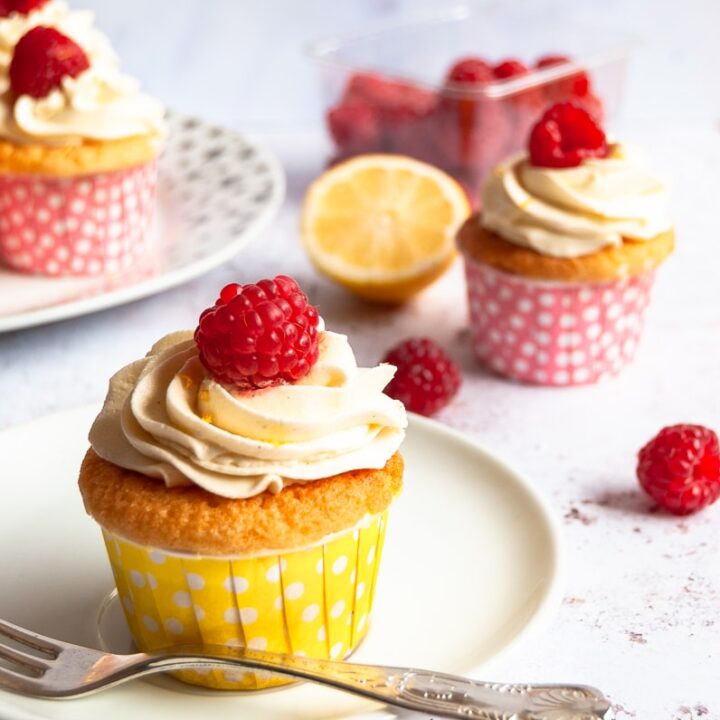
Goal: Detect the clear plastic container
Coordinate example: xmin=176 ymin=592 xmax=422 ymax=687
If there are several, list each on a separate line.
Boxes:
xmin=308 ymin=5 xmax=634 ymax=202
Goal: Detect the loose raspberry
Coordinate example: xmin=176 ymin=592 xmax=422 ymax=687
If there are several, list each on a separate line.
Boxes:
xmin=446 ymin=57 xmax=494 ymax=85
xmin=536 ymin=54 xmax=591 ymax=101
xmin=382 ymin=338 xmax=461 ymax=417
xmin=9 ymin=26 xmax=89 ymax=99
xmin=0 ymin=0 xmax=48 ymax=16
xmin=637 ymin=425 xmax=720 ymax=515
xmin=528 ymin=102 xmax=608 ymax=168
xmin=194 ymin=276 xmax=320 ymax=390
xmin=493 ymin=59 xmax=529 ymax=80
xmin=327 ymin=102 xmax=379 ymax=153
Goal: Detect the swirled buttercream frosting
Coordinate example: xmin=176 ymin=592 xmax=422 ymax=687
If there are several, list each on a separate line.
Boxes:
xmin=89 ymin=329 xmax=407 ymax=500
xmin=481 ymin=145 xmax=672 ymax=258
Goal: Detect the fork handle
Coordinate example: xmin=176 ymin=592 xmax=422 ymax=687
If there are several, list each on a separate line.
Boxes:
xmin=137 ymin=646 xmax=610 ymax=719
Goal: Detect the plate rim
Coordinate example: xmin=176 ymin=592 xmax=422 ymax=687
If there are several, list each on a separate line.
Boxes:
xmin=0 ymin=404 xmax=564 ymax=719
xmin=0 ymin=117 xmax=286 ymax=335
xmin=408 ymin=412 xmax=566 ymax=676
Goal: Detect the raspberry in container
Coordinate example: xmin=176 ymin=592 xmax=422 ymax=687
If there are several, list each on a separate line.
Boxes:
xmin=309 ymin=5 xmax=633 ymax=203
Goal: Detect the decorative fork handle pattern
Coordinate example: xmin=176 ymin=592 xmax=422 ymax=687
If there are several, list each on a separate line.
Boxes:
xmin=138 ymin=646 xmax=610 ymax=719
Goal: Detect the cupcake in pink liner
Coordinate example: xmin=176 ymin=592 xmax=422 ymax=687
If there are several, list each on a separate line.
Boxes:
xmin=0 ymin=0 xmax=165 ymax=277
xmin=457 ymin=102 xmax=674 ymax=386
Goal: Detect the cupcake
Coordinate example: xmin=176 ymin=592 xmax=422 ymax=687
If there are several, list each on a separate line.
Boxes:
xmin=78 ymin=275 xmax=407 ymax=690
xmin=458 ymin=102 xmax=674 ymax=386
xmin=0 ymin=0 xmax=165 ymax=276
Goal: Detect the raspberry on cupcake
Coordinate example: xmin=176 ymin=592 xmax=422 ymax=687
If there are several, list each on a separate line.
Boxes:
xmin=457 ymin=102 xmax=674 ymax=386
xmin=0 ymin=1 xmax=164 ymax=277
xmin=0 ymin=0 xmax=49 ymax=18
xmin=195 ymin=276 xmax=321 ymax=388
xmin=79 ymin=276 xmax=407 ymax=690
xmin=9 ymin=24 xmax=88 ymax=96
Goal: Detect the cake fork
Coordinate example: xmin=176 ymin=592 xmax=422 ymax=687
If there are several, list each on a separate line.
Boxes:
xmin=0 ymin=617 xmax=609 ymax=719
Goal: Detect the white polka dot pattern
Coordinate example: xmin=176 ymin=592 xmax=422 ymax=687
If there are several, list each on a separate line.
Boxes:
xmin=464 ymin=259 xmax=656 ymax=386
xmin=100 ymin=511 xmax=389 ymax=691
xmin=0 ymin=163 xmax=157 ymax=277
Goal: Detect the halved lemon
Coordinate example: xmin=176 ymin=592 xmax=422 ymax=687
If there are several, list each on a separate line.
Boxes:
xmin=301 ymin=154 xmax=470 ymax=303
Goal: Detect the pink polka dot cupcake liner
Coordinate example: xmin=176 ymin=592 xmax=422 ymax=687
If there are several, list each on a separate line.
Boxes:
xmin=100 ymin=511 xmax=389 ymax=691
xmin=0 ymin=161 xmax=157 ymax=277
xmin=463 ymin=258 xmax=655 ymax=386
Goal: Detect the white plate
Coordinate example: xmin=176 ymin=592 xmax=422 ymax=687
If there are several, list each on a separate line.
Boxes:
xmin=0 ymin=405 xmax=563 ymax=720
xmin=0 ymin=114 xmax=285 ymax=334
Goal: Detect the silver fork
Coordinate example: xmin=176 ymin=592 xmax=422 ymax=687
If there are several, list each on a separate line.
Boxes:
xmin=0 ymin=618 xmax=609 ymax=719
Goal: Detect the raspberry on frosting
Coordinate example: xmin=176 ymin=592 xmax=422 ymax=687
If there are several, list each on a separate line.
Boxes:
xmin=9 ymin=26 xmax=90 ymax=98
xmin=194 ymin=276 xmax=321 ymax=390
xmin=528 ymin=101 xmax=608 ymax=168
xmin=0 ymin=0 xmax=48 ymax=18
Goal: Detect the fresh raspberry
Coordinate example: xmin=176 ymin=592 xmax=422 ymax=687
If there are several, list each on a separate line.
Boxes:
xmin=375 ymin=82 xmax=436 ymax=156
xmin=575 ymin=92 xmax=605 ymax=125
xmin=528 ymin=102 xmax=608 ymax=168
xmin=390 ymin=111 xmax=442 ymax=166
xmin=382 ymin=338 xmax=461 ymax=417
xmin=493 ymin=59 xmax=530 ymax=80
xmin=0 ymin=0 xmax=47 ymax=16
xmin=342 ymin=72 xmax=394 ymax=105
xmin=9 ymin=26 xmax=89 ymax=99
xmin=637 ymin=425 xmax=720 ymax=515
xmin=343 ymin=72 xmax=433 ymax=114
xmin=436 ymin=57 xmax=508 ymax=170
xmin=536 ymin=54 xmax=572 ymax=70
xmin=491 ymin=58 xmax=545 ymax=148
xmin=536 ymin=54 xmax=591 ymax=101
xmin=194 ymin=276 xmax=320 ymax=390
xmin=327 ymin=102 xmax=379 ymax=153
xmin=446 ymin=57 xmax=494 ymax=85
xmin=341 ymin=73 xmax=401 ymax=115
xmin=379 ymin=82 xmax=435 ymax=125
xmin=433 ymin=94 xmax=508 ymax=171
xmin=339 ymin=71 xmax=435 ymax=153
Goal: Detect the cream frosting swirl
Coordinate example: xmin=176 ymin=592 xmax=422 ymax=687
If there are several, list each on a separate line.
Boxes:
xmin=0 ymin=0 xmax=165 ymax=144
xmin=89 ymin=330 xmax=407 ymax=500
xmin=481 ymin=145 xmax=672 ymax=258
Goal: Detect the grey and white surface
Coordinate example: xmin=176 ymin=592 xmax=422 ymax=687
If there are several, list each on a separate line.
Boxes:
xmin=1 ymin=1 xmax=719 ymax=718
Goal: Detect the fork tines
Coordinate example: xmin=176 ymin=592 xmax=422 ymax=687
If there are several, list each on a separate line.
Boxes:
xmin=0 ymin=618 xmax=58 ymax=677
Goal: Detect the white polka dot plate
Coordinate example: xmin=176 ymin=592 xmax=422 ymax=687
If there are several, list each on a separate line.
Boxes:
xmin=0 ymin=405 xmax=563 ymax=720
xmin=0 ymin=113 xmax=285 ymax=334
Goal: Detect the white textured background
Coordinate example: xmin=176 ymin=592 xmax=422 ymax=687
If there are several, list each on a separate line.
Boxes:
xmin=1 ymin=2 xmax=719 ymax=719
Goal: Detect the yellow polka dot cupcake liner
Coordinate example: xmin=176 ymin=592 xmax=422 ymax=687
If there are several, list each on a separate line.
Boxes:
xmin=100 ymin=512 xmax=389 ymax=691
